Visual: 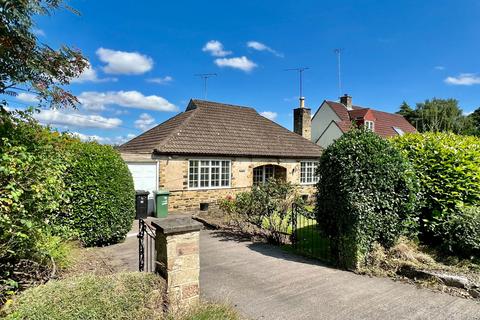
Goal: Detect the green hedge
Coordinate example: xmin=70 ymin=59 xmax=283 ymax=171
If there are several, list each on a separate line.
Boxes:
xmin=440 ymin=206 xmax=480 ymax=256
xmin=316 ymin=129 xmax=418 ymax=269
xmin=63 ymin=142 xmax=135 ymax=246
xmin=392 ymin=132 xmax=480 ymax=248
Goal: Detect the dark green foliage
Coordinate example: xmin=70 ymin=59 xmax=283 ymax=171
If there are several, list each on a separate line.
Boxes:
xmin=64 ymin=142 xmax=135 ymax=246
xmin=316 ymin=129 xmax=419 ymax=269
xmin=392 ymin=132 xmax=480 ymax=253
xmin=439 ymin=206 xmax=480 ymax=256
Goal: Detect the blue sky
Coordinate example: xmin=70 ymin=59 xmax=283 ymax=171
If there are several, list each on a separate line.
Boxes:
xmin=15 ymin=0 xmax=480 ymax=144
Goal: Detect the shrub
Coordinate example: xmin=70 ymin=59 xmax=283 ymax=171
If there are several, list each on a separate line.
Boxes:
xmin=438 ymin=206 xmax=480 ymax=257
xmin=218 ymin=179 xmax=304 ymax=244
xmin=0 ymin=108 xmax=73 ymax=302
xmin=63 ymin=142 xmax=135 ymax=246
xmin=392 ymin=132 xmax=480 ymax=243
xmin=316 ymin=129 xmax=419 ymax=269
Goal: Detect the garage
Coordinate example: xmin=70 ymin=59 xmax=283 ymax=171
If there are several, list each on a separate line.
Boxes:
xmin=126 ymin=162 xmax=158 ymax=214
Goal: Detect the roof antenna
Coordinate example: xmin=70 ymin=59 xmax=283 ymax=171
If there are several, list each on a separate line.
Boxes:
xmin=194 ymin=73 xmax=217 ymax=99
xmin=334 ymin=48 xmax=343 ymax=98
xmin=285 ymin=67 xmax=309 ymax=108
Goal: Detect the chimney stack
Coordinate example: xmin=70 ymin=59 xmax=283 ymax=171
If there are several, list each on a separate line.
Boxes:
xmin=340 ymin=94 xmax=353 ymax=110
xmin=293 ymin=97 xmax=311 ymax=140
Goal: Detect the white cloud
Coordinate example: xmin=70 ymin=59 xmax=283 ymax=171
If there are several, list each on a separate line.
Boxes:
xmin=72 ymin=132 xmax=135 ymax=145
xmin=134 ymin=113 xmax=156 ymax=131
xmin=202 ymin=40 xmax=232 ymax=57
xmin=71 ymin=62 xmax=116 ymax=83
xmin=214 ymin=56 xmax=257 ymax=72
xmin=260 ymin=111 xmax=278 ymax=121
xmin=35 ymin=109 xmax=122 ymax=129
xmin=78 ymin=91 xmax=178 ymax=112
xmin=17 ymin=93 xmax=39 ymax=103
xmin=32 ymin=28 xmax=45 ymax=37
xmin=146 ymin=76 xmax=173 ymax=85
xmin=434 ymin=66 xmax=445 ymax=71
xmin=96 ymin=48 xmax=154 ymax=75
xmin=247 ymin=41 xmax=283 ymax=57
xmin=444 ymin=73 xmax=480 ymax=86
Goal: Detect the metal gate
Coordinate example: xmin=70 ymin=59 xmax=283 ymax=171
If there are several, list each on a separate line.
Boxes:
xmin=138 ymin=218 xmax=156 ymax=272
xmin=291 ymin=203 xmax=330 ymax=261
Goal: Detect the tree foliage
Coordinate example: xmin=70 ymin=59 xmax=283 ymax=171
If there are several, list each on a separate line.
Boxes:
xmin=315 ymin=129 xmax=419 ymax=269
xmin=0 ymin=0 xmax=87 ymax=108
xmin=396 ymin=98 xmax=475 ymax=135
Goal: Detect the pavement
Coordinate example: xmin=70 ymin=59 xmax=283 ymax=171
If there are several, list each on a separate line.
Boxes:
xmin=100 ymin=221 xmax=480 ymax=320
xmin=201 ymin=229 xmax=480 ymax=320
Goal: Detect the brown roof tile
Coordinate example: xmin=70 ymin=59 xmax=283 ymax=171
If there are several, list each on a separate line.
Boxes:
xmin=120 ymin=99 xmax=322 ymax=158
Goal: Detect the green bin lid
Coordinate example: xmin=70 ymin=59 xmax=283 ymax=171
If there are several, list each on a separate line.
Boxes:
xmin=155 ymin=189 xmax=170 ymax=195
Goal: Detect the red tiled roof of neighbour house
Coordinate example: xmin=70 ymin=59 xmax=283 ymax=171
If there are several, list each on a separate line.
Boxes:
xmin=119 ymin=99 xmax=323 ymax=158
xmin=322 ymin=100 xmax=416 ymax=138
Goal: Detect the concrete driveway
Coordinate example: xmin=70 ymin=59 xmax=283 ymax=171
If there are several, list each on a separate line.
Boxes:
xmin=200 ymin=230 xmax=480 ymax=320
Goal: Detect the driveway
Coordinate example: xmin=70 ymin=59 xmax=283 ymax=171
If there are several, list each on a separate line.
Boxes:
xmin=201 ymin=230 xmax=480 ymax=320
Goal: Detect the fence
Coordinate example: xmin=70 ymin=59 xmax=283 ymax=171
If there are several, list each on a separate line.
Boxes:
xmin=291 ymin=204 xmax=330 ymax=262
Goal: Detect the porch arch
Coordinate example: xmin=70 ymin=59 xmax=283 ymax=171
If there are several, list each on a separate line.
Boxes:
xmin=252 ymin=164 xmax=286 ymax=185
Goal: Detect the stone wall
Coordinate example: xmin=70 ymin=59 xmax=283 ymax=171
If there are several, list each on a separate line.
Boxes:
xmin=121 ymin=153 xmax=319 ymax=212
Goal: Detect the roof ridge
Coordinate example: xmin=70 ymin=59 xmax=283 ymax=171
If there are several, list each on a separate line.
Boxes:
xmin=191 ymin=99 xmax=255 ymax=111
xmin=154 ymin=107 xmax=199 ymax=151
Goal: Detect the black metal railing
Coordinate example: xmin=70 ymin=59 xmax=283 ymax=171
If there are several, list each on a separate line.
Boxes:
xmin=138 ymin=218 xmax=156 ymax=272
xmin=291 ymin=203 xmax=330 ymax=262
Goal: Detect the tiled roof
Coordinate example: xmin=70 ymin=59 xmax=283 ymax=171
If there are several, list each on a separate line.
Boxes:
xmin=323 ymin=100 xmax=416 ymax=138
xmin=120 ymin=99 xmax=322 ymax=158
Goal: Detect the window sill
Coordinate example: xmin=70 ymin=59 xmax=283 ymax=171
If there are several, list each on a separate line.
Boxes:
xmin=187 ymin=186 xmax=232 ymax=191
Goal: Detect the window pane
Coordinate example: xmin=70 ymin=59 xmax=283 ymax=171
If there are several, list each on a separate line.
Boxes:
xmin=211 ymin=161 xmax=220 ymax=187
xmin=300 ymin=162 xmax=306 ymax=184
xmin=189 ymin=160 xmax=199 ymax=188
xmin=264 ymin=165 xmax=274 ymax=182
xmin=253 ymin=166 xmax=263 ymax=185
xmin=200 ymin=161 xmax=210 ymax=188
xmin=221 ymin=161 xmax=230 ymax=186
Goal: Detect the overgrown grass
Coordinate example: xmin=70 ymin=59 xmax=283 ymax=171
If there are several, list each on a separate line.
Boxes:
xmin=2 ymin=272 xmax=165 ymax=320
xmin=2 ymin=272 xmax=242 ymax=320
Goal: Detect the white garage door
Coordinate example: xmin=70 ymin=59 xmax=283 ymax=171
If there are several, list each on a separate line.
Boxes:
xmin=127 ymin=162 xmax=158 ymax=214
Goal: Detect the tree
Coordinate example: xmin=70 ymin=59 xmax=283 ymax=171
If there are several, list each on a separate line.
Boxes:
xmin=397 ymin=98 xmax=470 ymax=134
xmin=0 ymin=0 xmax=87 ymax=109
xmin=396 ymin=101 xmax=418 ymax=129
xmin=467 ymin=107 xmax=480 ymax=136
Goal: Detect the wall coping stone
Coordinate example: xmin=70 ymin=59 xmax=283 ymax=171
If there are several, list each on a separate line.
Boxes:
xmin=152 ymin=216 xmax=203 ymax=235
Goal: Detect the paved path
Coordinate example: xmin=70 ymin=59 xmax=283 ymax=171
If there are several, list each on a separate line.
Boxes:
xmin=201 ymin=230 xmax=480 ymax=320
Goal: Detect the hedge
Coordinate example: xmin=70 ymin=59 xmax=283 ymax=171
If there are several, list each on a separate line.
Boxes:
xmin=316 ymin=129 xmax=418 ymax=269
xmin=63 ymin=141 xmax=135 ymax=246
xmin=392 ymin=132 xmax=480 ymax=247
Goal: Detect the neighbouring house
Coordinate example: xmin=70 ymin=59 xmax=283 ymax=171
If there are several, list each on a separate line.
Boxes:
xmin=119 ymin=99 xmax=322 ymax=213
xmin=311 ymin=94 xmax=416 ymax=148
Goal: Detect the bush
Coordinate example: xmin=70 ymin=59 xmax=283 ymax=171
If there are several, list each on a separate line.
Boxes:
xmin=316 ymin=129 xmax=419 ymax=269
xmin=218 ymin=179 xmax=304 ymax=244
xmin=392 ymin=132 xmax=480 ymax=244
xmin=63 ymin=142 xmax=135 ymax=246
xmin=438 ymin=206 xmax=480 ymax=256
xmin=0 ymin=108 xmax=74 ymax=302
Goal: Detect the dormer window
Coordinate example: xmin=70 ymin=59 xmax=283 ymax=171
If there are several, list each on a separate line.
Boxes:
xmin=364 ymin=120 xmax=375 ymax=132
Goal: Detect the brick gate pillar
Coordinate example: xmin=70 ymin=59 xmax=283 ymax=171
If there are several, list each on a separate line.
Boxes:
xmin=152 ymin=217 xmax=203 ymax=311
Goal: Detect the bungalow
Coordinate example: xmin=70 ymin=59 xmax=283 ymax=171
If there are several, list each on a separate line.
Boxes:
xmin=119 ymin=99 xmax=322 ymax=213
xmin=311 ymin=94 xmax=416 ymax=148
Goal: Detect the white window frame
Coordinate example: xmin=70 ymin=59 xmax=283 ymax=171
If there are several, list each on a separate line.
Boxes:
xmin=365 ymin=120 xmax=375 ymax=132
xmin=253 ymin=165 xmax=278 ymax=185
xmin=300 ymin=161 xmax=319 ymax=185
xmin=188 ymin=159 xmax=231 ymax=190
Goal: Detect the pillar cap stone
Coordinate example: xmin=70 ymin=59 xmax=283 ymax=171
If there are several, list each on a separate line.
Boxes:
xmin=152 ymin=216 xmax=203 ymax=235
